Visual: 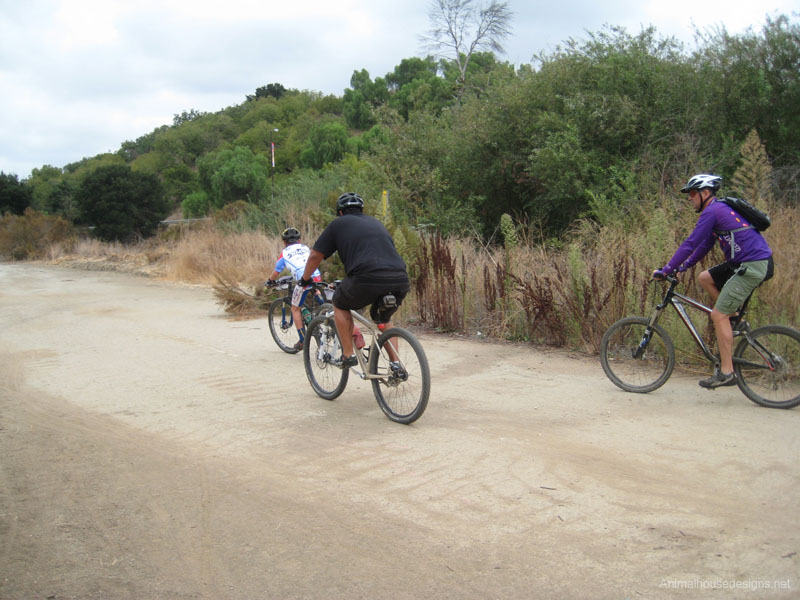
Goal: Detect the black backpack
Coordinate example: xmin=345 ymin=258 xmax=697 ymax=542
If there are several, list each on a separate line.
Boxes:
xmin=718 ymin=196 xmax=771 ymax=232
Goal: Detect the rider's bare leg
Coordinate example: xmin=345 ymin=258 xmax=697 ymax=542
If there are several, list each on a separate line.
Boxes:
xmin=698 ymin=269 xmax=719 ymax=303
xmin=291 ymin=305 xmax=303 ymax=340
xmin=334 ymin=306 xmax=355 ymax=357
xmin=700 ymin=270 xmax=739 ymax=320
xmin=710 ymin=307 xmax=734 ymax=374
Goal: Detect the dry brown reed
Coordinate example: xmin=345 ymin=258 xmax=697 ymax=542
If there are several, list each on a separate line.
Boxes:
xmin=44 ymin=195 xmax=798 ymax=355
xmin=163 ymin=226 xmax=279 ymax=286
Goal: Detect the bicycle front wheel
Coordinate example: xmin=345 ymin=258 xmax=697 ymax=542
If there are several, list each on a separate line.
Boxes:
xmin=303 ymin=315 xmax=349 ymax=400
xmin=314 ymin=302 xmax=333 ymax=317
xmin=368 ymin=327 xmax=430 ymax=424
xmin=734 ymin=325 xmax=800 ymax=409
xmin=600 ymin=316 xmax=675 ymax=393
xmin=268 ymin=298 xmax=299 ymax=354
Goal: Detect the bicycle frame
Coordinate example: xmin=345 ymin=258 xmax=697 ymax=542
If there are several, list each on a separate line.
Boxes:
xmin=317 ymin=307 xmax=398 ymax=381
xmin=647 ymin=277 xmax=775 ymax=371
xmin=272 ymin=277 xmax=327 ymax=326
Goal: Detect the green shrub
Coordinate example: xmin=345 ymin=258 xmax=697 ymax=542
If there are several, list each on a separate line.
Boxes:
xmin=75 ymin=165 xmax=169 ymax=242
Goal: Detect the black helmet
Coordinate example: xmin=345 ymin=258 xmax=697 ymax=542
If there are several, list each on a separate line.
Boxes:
xmin=281 ymin=227 xmax=301 ymax=242
xmin=336 ymin=192 xmax=364 ymax=213
xmin=680 ymin=174 xmax=722 ymax=194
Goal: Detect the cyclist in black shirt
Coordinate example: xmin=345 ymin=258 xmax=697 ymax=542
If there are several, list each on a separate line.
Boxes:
xmin=297 ymin=193 xmax=410 ymax=368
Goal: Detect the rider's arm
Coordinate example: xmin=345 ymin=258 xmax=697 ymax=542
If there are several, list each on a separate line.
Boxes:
xmin=662 ymin=210 xmax=717 ymax=274
xmin=678 ymin=236 xmax=716 ymax=272
xmin=266 ymin=256 xmax=285 ymax=283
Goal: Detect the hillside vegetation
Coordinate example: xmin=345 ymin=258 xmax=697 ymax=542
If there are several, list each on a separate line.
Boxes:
xmin=2 ymin=15 xmax=798 ymax=358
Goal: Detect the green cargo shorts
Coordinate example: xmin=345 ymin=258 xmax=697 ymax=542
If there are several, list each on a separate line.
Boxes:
xmin=716 ymin=259 xmax=770 ymax=315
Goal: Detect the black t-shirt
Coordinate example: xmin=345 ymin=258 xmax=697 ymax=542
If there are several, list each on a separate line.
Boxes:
xmin=313 ymin=213 xmax=408 ymax=283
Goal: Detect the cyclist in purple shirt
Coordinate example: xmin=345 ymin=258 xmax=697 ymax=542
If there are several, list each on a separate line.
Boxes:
xmin=653 ymin=174 xmax=774 ymax=389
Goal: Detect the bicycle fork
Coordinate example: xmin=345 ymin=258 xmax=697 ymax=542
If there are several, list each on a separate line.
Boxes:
xmin=632 ymin=304 xmax=667 ymax=359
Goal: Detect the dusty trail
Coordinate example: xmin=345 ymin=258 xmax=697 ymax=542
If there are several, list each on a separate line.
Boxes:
xmin=0 ymin=263 xmax=797 ymax=599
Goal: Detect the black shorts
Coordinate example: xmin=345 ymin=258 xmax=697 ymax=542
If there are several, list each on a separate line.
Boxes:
xmin=708 ymin=257 xmax=774 ymax=291
xmin=333 ymin=275 xmax=410 ymax=323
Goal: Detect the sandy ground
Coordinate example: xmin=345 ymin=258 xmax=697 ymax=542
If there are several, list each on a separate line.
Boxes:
xmin=0 ymin=263 xmax=798 ymax=600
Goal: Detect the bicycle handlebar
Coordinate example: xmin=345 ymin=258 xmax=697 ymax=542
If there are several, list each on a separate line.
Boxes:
xmin=652 ymin=274 xmax=679 ymax=284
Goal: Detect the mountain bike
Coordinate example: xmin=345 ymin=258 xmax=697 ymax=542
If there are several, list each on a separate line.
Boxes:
xmin=266 ymin=275 xmax=332 ymax=354
xmin=302 ymin=295 xmax=431 ymax=424
xmin=600 ymin=275 xmax=800 ymax=409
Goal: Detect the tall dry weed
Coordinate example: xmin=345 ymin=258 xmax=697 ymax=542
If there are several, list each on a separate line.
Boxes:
xmin=164 ymin=228 xmax=278 ymax=286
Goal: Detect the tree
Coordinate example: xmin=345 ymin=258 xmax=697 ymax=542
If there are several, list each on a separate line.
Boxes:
xmin=299 ymin=121 xmax=349 ymax=169
xmin=75 ymin=165 xmax=169 ymax=241
xmin=161 ymin=164 xmax=200 ymax=206
xmin=419 ymin=0 xmax=513 ymax=96
xmin=197 ymin=146 xmax=270 ymax=209
xmin=342 ymin=70 xmax=390 ymax=129
xmin=172 ymin=109 xmax=207 ymax=126
xmin=247 ymin=83 xmax=287 ymax=101
xmin=182 ymin=191 xmax=211 ymax=218
xmin=0 ymin=172 xmax=32 ymax=215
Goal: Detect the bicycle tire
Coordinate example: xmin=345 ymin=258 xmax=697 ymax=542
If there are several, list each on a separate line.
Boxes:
xmin=368 ymin=327 xmax=430 ymax=424
xmin=268 ymin=298 xmax=300 ymax=354
xmin=314 ymin=302 xmax=333 ymax=317
xmin=303 ymin=315 xmax=349 ymax=400
xmin=734 ymin=324 xmax=800 ymax=409
xmin=600 ymin=316 xmax=675 ymax=393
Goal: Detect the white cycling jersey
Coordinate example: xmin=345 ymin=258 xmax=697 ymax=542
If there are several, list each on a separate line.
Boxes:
xmin=274 ymin=243 xmax=321 ymax=281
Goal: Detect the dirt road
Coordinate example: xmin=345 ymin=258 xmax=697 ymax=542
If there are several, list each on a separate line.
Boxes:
xmin=1 ymin=263 xmax=797 ymax=599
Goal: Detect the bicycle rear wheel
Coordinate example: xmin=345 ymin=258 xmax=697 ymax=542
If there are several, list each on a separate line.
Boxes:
xmin=734 ymin=325 xmax=800 ymax=409
xmin=268 ymin=298 xmax=299 ymax=354
xmin=368 ymin=327 xmax=430 ymax=424
xmin=600 ymin=316 xmax=675 ymax=393
xmin=303 ymin=315 xmax=349 ymax=400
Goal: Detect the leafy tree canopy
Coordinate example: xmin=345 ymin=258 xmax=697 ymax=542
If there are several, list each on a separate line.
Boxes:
xmin=75 ymin=165 xmax=168 ymax=241
xmin=0 ymin=172 xmax=32 ymax=215
xmin=19 ymin=13 xmax=800 ymax=240
xmin=197 ymin=146 xmax=270 ymax=210
xmin=247 ymin=83 xmax=288 ymax=101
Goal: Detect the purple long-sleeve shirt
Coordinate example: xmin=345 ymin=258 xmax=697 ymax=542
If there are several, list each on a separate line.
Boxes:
xmin=663 ymin=199 xmax=772 ymax=274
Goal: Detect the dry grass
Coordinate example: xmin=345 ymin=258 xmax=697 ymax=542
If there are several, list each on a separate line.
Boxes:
xmin=164 ymin=227 xmax=279 ymax=286
xmin=43 ymin=198 xmax=799 ymax=352
xmin=211 ymin=268 xmax=268 ymax=317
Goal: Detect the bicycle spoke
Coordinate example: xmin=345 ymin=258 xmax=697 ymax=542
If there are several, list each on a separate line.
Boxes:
xmin=735 ymin=325 xmax=800 ymax=409
xmin=268 ymin=298 xmax=300 ymax=354
xmin=600 ymin=317 xmax=675 ymax=393
xmin=303 ymin=316 xmax=348 ymax=400
xmin=369 ymin=327 xmax=430 ymax=424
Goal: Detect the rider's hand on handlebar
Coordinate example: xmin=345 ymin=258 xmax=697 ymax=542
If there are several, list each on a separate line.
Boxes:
xmin=652 ymin=269 xmax=668 ymax=281
xmin=265 ymin=279 xmax=277 ymax=287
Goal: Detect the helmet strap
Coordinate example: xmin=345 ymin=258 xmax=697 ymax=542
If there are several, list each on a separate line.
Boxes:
xmin=696 ymin=189 xmax=713 ymax=213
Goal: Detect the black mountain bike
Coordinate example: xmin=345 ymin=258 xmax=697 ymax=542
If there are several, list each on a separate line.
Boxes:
xmin=266 ymin=275 xmax=332 ymax=354
xmin=600 ymin=276 xmax=800 ymax=409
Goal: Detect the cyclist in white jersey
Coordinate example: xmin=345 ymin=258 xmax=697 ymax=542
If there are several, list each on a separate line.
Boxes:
xmin=266 ymin=228 xmax=322 ymax=350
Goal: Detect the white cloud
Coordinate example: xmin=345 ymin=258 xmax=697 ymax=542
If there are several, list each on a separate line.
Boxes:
xmin=1 ymin=0 xmax=797 ymax=178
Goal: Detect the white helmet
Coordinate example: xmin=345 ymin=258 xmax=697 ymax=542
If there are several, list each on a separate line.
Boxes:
xmin=680 ymin=173 xmax=722 ymax=193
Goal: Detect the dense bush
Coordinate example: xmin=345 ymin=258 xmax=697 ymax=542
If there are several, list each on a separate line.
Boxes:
xmin=75 ymin=165 xmax=169 ymax=242
xmin=0 ymin=208 xmax=75 ymax=260
xmin=0 ymin=172 xmax=32 ymax=215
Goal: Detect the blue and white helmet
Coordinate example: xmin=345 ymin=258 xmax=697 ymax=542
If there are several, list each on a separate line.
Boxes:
xmin=680 ymin=173 xmax=722 ymax=193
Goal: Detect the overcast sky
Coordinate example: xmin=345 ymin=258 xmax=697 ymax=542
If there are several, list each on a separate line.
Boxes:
xmin=1 ymin=0 xmax=796 ymax=179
